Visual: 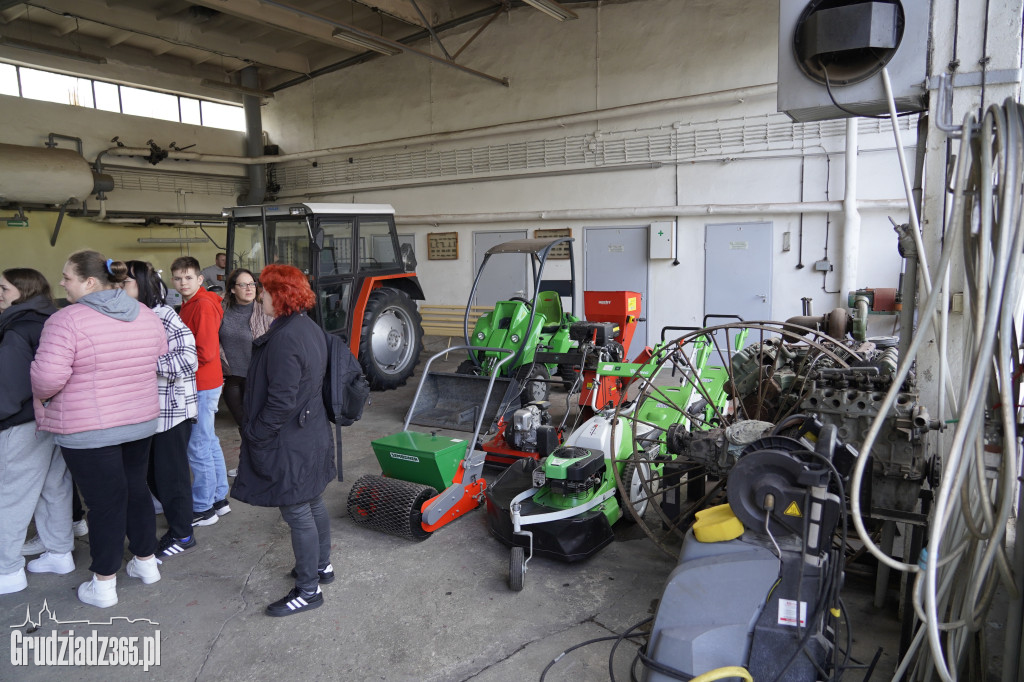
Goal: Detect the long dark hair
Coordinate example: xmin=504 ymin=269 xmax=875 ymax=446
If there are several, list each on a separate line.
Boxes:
xmin=124 ymin=260 xmax=168 ymax=309
xmin=2 ymin=268 xmax=54 ymax=306
xmin=223 ymin=268 xmax=258 ymax=310
xmin=67 ymin=250 xmax=128 ymax=287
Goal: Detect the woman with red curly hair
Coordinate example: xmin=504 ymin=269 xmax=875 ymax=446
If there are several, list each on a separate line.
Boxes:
xmin=230 ymin=264 xmax=336 ymax=617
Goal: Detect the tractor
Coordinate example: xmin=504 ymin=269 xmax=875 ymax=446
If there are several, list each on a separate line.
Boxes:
xmin=224 ymin=202 xmax=424 ymax=390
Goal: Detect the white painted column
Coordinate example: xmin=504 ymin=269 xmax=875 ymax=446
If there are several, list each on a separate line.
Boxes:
xmin=841 ymin=118 xmax=860 ymax=298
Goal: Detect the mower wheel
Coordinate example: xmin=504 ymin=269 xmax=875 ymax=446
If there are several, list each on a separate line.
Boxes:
xmin=346 ymin=474 xmax=437 ymax=541
xmin=508 ymin=546 xmax=525 ymax=591
xmin=515 ymin=363 xmax=550 ymax=403
xmin=619 ymin=460 xmax=652 ymax=524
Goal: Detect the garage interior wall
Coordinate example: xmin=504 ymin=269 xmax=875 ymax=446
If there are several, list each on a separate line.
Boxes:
xmin=0 ymin=0 xmax=912 ymax=336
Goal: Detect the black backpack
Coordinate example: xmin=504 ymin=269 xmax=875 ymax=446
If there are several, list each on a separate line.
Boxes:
xmin=322 ymin=331 xmax=370 ymax=481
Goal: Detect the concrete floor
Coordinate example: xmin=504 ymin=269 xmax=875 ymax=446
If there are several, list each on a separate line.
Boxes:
xmin=2 ymin=337 xmax=905 ymax=681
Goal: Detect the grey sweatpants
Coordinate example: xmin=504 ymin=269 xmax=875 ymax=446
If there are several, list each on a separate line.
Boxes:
xmin=0 ymin=422 xmax=73 ymax=574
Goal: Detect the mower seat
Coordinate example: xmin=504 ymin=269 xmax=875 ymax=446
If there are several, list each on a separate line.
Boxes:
xmin=536 ymin=290 xmax=564 ymax=332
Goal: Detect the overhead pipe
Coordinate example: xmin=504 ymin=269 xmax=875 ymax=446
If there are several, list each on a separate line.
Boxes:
xmin=240 ymin=66 xmax=266 ymax=205
xmin=394 ymin=198 xmax=908 ymax=225
xmin=840 ymin=118 xmax=861 ymax=298
xmin=98 ymin=83 xmax=777 ymax=167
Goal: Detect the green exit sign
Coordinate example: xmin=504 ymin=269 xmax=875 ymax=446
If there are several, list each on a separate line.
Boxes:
xmin=5 ymin=219 xmax=28 ymax=228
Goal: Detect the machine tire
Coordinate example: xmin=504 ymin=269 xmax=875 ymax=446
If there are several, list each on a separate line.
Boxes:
xmin=345 ymin=474 xmax=437 ymax=541
xmin=358 ymin=288 xmax=423 ymax=391
xmin=558 ymin=363 xmax=580 ymax=393
xmin=456 ymin=359 xmax=480 ymax=375
xmin=619 ymin=460 xmax=651 ymax=524
xmin=509 ymin=546 xmax=526 ymax=591
xmin=515 ymin=363 xmax=550 ymax=403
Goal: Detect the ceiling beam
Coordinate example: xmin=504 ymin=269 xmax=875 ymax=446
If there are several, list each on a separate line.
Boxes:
xmin=190 ymin=0 xmax=508 ymax=86
xmin=25 ymin=0 xmax=311 ymax=74
xmin=351 ymin=0 xmax=469 ymax=27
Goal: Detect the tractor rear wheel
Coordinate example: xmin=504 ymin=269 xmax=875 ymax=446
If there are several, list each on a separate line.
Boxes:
xmin=358 ymin=288 xmax=423 ymax=390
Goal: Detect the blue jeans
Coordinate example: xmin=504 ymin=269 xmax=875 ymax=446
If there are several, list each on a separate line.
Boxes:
xmin=187 ymin=386 xmax=228 ymax=511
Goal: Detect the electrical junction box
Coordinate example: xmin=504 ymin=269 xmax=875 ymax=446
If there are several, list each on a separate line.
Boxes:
xmin=649 ymin=221 xmax=676 ymax=259
xmin=778 ymin=0 xmax=930 ymax=122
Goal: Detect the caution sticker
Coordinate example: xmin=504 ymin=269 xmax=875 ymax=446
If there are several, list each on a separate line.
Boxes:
xmin=783 ymin=501 xmax=802 ymax=517
xmin=628 ymin=297 xmax=638 ymax=312
xmin=778 ymin=599 xmax=807 ymax=627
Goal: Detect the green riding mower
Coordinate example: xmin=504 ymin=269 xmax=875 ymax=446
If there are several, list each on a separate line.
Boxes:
xmin=459 ymin=237 xmax=580 ymax=403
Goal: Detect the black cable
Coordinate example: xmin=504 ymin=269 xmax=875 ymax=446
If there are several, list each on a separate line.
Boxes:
xmin=608 ymin=616 xmax=654 ymax=682
xmin=821 ymin=61 xmax=917 ymax=120
xmin=538 ymin=630 xmax=646 ymax=682
xmin=634 ymin=646 xmax=695 ymax=681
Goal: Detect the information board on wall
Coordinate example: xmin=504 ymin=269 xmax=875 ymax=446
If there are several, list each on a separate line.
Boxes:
xmin=427 ymin=231 xmax=459 ymax=260
xmin=534 ymin=228 xmax=572 ymax=258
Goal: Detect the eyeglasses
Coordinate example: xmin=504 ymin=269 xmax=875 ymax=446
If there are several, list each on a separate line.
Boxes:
xmin=235 ymin=282 xmax=257 ymax=289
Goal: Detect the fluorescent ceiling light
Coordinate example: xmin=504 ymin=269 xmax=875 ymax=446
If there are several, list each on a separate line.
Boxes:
xmin=330 ymin=29 xmax=401 ymax=56
xmin=0 ymin=37 xmax=107 ymax=64
xmin=521 ymin=0 xmax=578 ymax=21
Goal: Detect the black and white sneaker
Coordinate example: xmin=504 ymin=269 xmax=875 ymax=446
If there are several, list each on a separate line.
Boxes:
xmin=265 ymin=586 xmax=323 ymax=617
xmin=157 ymin=534 xmax=197 ymax=558
xmin=289 ymin=563 xmax=335 ymax=585
xmin=213 ymin=499 xmax=231 ymax=517
xmin=191 ymin=508 xmax=219 ymax=527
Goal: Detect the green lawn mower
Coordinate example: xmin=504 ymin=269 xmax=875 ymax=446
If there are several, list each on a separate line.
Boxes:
xmin=459 ymin=237 xmax=580 ymax=403
xmin=484 ymin=323 xmax=747 ymax=590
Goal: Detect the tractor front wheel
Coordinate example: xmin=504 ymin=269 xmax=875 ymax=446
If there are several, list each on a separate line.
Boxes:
xmin=358 ymin=288 xmax=423 ymax=390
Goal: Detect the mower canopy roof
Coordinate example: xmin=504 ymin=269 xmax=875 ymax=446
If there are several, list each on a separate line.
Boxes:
xmin=485 ymin=237 xmax=573 ymax=257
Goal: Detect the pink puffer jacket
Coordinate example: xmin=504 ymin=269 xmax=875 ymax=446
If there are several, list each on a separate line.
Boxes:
xmin=31 ymin=302 xmax=168 ymax=435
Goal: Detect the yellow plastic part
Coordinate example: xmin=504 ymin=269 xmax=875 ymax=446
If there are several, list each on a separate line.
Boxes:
xmin=692 ymin=504 xmax=744 ymax=543
xmin=691 ymin=665 xmax=753 ymax=682
xmin=830 ymin=607 xmax=841 ymax=618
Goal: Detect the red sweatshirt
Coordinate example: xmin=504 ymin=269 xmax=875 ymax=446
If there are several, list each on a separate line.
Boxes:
xmin=179 ymin=287 xmax=224 ymax=391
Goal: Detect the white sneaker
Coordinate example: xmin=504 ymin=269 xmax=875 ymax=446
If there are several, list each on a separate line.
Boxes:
xmin=126 ymin=556 xmax=161 ymax=585
xmin=27 ymin=551 xmax=75 ymax=575
xmin=21 ymin=535 xmax=45 ymax=556
xmin=72 ymin=519 xmax=89 ymax=537
xmin=227 ymin=468 xmax=238 ymax=477
xmin=0 ymin=569 xmax=27 ymax=595
xmin=78 ymin=576 xmax=117 ymax=608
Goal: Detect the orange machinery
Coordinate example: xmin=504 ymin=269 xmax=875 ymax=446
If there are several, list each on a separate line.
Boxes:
xmin=481 ymin=291 xmax=644 ymax=465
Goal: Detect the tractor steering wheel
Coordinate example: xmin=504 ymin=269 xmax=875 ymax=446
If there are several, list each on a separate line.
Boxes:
xmin=508 ymin=296 xmax=532 ymax=308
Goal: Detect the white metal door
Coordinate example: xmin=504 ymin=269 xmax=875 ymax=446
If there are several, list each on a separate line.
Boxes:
xmin=472 ymin=230 xmax=528 ymax=307
xmin=583 ymin=226 xmax=649 ymax=348
xmin=704 ymin=222 xmax=772 ymax=347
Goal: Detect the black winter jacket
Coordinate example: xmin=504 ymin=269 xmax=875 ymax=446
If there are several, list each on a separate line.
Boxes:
xmin=230 ymin=312 xmax=335 ymax=507
xmin=0 ymin=295 xmax=57 ymax=431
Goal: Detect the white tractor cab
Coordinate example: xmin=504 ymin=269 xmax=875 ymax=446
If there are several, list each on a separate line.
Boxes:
xmin=224 ymin=202 xmax=424 ymax=390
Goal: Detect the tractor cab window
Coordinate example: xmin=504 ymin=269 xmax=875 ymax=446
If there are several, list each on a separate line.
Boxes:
xmin=268 ymin=219 xmax=313 ymax=274
xmin=358 ymin=217 xmax=400 ymax=271
xmin=318 ymin=218 xmax=354 ymax=276
xmin=231 ymin=221 xmax=265 ymax=273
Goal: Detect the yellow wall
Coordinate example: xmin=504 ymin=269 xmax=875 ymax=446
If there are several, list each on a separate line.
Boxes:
xmin=3 ymin=210 xmax=227 ymax=291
